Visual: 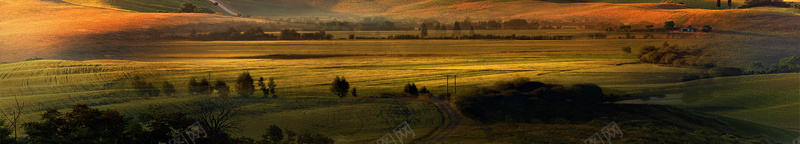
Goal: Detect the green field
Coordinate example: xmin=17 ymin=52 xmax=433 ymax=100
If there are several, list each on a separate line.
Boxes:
xmin=2 ymin=28 xmax=798 ymax=143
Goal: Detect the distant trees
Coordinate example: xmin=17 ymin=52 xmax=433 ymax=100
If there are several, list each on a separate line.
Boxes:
xmin=263 ymin=125 xmax=283 ymax=143
xmin=330 ymin=76 xmax=350 ymax=98
xmin=162 ymin=81 xmax=176 ymax=96
xmin=279 ymin=29 xmax=333 ymax=40
xmin=664 ymin=21 xmax=676 ymax=30
xmin=419 ymin=23 xmax=428 ymax=38
xmin=258 ymin=125 xmax=333 ymax=144
xmin=403 ymin=83 xmax=420 ymax=97
xmin=267 ymin=77 xmax=277 ymax=98
xmin=0 ymin=119 xmax=13 ymax=144
xmin=24 ymin=57 xmax=43 ymax=61
xmin=236 ymin=72 xmax=255 ymax=97
xmin=621 ymin=47 xmax=632 ymax=54
xmin=193 ymin=27 xmax=276 ymax=41
xmin=132 ymin=76 xmax=160 ymax=97
xmin=452 ymin=21 xmax=462 ymax=36
xmin=215 ymin=80 xmax=231 ymax=98
xmin=258 ymin=77 xmax=268 ymax=98
xmin=177 ymin=2 xmax=215 ymax=14
xmin=636 ymin=42 xmax=713 ymax=67
xmin=745 ymin=56 xmax=800 ymax=74
xmin=503 ymin=19 xmax=529 ymax=29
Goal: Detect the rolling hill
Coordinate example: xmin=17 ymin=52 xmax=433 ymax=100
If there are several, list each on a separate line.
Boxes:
xmin=0 ymin=0 xmax=275 ymax=62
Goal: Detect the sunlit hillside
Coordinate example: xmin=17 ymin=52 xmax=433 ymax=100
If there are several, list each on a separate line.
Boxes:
xmin=0 ymin=0 xmax=271 ymax=62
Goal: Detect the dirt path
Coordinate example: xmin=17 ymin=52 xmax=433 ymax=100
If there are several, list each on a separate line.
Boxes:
xmin=412 ymin=97 xmax=461 ymax=144
xmin=207 ymin=0 xmax=236 ymax=15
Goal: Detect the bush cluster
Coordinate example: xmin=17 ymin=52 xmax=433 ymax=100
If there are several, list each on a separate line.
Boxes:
xmin=453 ymin=77 xmax=622 ymax=123
xmin=637 ymin=42 xmax=713 ymax=67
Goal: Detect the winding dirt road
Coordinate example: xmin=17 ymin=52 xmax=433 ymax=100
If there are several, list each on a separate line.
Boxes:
xmin=422 ymin=97 xmax=462 ymax=143
xmin=207 ymin=0 xmax=236 ymax=15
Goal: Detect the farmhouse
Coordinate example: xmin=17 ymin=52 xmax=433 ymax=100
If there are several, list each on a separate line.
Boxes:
xmin=680 ymin=27 xmax=698 ymax=32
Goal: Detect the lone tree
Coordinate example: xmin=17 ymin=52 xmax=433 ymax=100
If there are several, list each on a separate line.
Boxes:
xmin=330 ymin=76 xmax=350 ymax=98
xmin=178 ymin=2 xmax=197 ymax=13
xmin=214 ymin=80 xmax=230 ymax=98
xmin=621 ymin=47 xmax=632 ymax=54
xmin=132 ymin=76 xmax=159 ymax=97
xmin=188 ymin=77 xmax=200 ymax=95
xmin=263 ymin=125 xmax=283 ymax=143
xmin=162 ymin=81 xmax=176 ymax=96
xmin=267 ymin=77 xmax=277 ymax=98
xmin=258 ymin=77 xmax=268 ymax=97
xmin=236 ymin=72 xmax=255 ymax=97
xmin=664 ymin=21 xmax=676 ymax=30
xmin=419 ymin=23 xmax=428 ymax=38
xmin=199 ymin=78 xmax=211 ymax=95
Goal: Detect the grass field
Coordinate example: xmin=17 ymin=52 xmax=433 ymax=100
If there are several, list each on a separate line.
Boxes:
xmin=2 ymin=35 xmax=797 ymax=142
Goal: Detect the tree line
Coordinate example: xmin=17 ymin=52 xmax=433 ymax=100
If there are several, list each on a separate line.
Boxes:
xmin=0 ymin=103 xmax=334 ymax=143
xmin=187 ymin=28 xmax=333 ymax=41
xmin=623 ymin=42 xmax=799 ymax=81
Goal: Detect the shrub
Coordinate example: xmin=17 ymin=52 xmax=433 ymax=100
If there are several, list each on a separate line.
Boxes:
xmin=621 ymin=47 xmax=632 ymax=54
xmin=454 ymin=77 xmax=618 ymax=123
xmin=162 ymin=81 xmax=176 ymax=96
xmin=330 ymin=76 xmax=350 ymax=98
xmin=236 ymin=72 xmax=255 ymax=97
xmin=708 ymin=67 xmax=743 ymax=77
xmin=214 ymin=80 xmax=230 ymax=98
xmin=681 ymin=74 xmax=701 ymax=81
xmin=24 ymin=57 xmax=43 ymax=61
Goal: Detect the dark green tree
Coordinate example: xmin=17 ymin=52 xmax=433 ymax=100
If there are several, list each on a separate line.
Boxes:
xmin=162 ymin=81 xmax=176 ymax=96
xmin=236 ymin=72 xmax=255 ymax=97
xmin=330 ymin=76 xmax=350 ymax=98
xmin=0 ymin=119 xmax=12 ymax=144
xmin=268 ymin=77 xmax=277 ymax=98
xmin=403 ymin=83 xmax=419 ymax=97
xmin=622 ymin=47 xmax=632 ymax=54
xmin=419 ymin=86 xmax=431 ymax=95
xmin=132 ymin=107 xmax=195 ymax=143
xmin=263 ymin=125 xmax=283 ymax=143
xmin=199 ymin=78 xmax=211 ymax=95
xmin=23 ymin=104 xmax=127 ymax=143
xmin=419 ymin=23 xmax=428 ymax=38
xmin=664 ymin=21 xmax=676 ymax=30
xmin=258 ymin=77 xmax=268 ymax=98
xmin=188 ymin=77 xmax=200 ymax=95
xmin=132 ymin=76 xmax=159 ymax=97
xmin=178 ymin=2 xmax=197 ymax=13
xmin=351 ymin=87 xmax=358 ymax=97
xmin=215 ymin=80 xmax=230 ymax=98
